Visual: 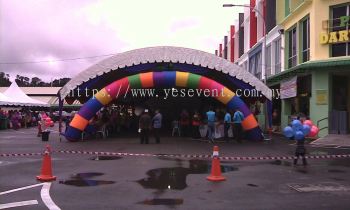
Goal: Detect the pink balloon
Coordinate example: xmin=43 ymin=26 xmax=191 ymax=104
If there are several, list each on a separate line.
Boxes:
xmin=303 ymin=120 xmax=313 ymax=127
xmin=309 ymin=125 xmax=319 ymax=137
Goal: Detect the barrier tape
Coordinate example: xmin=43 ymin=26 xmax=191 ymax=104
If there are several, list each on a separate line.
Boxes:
xmin=0 ymin=152 xmax=43 ymax=157
xmin=1 ymin=150 xmax=350 ymax=161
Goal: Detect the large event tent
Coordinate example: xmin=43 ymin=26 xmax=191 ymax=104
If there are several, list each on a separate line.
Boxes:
xmin=1 ymin=82 xmax=48 ymax=107
xmin=59 ymin=46 xmax=273 ymax=141
xmin=0 ymin=92 xmax=17 ymax=106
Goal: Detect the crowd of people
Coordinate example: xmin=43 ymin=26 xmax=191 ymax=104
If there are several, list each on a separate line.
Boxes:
xmin=136 ymin=107 xmax=245 ymax=144
xmin=79 ymin=106 xmax=139 ymax=139
xmin=71 ymin=105 xmax=247 ymax=144
xmin=0 ymin=108 xmax=47 ymax=130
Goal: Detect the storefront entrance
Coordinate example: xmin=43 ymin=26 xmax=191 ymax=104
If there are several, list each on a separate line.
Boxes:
xmin=330 ymin=75 xmax=349 ymax=134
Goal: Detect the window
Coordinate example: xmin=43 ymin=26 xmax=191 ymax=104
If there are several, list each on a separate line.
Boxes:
xmin=288 ymin=27 xmax=297 ymax=68
xmin=266 ymin=45 xmax=272 ymax=77
xmin=275 ymin=38 xmax=282 ymax=74
xmin=242 ymin=61 xmax=248 ymax=71
xmin=301 ymin=17 xmax=310 ymax=62
xmin=285 ymin=0 xmax=290 ymax=17
xmin=249 ymin=51 xmax=262 ymax=79
xmin=331 ymin=4 xmax=350 ymax=57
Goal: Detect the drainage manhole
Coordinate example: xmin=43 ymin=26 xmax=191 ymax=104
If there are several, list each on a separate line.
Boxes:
xmin=288 ymin=182 xmax=350 ymax=192
xmin=89 ymin=156 xmax=122 ymax=161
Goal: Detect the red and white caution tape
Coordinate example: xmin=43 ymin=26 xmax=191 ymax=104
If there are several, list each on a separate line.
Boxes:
xmin=1 ymin=150 xmax=350 ymax=161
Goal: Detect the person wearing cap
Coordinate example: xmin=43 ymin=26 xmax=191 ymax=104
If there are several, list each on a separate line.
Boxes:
xmin=139 ymin=109 xmax=152 ymax=144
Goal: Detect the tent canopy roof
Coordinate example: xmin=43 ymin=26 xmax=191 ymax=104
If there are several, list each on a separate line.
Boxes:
xmin=2 ymin=82 xmax=49 ymax=107
xmin=60 ymin=46 xmax=271 ymax=100
xmin=0 ymin=92 xmax=16 ymax=105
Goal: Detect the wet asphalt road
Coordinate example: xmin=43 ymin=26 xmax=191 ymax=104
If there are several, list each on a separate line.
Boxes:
xmin=1 ymin=127 xmax=350 ymax=210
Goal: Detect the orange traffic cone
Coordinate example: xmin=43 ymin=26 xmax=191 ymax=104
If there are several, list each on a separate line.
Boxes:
xmin=207 ymin=146 xmax=226 ymax=182
xmin=36 ymin=145 xmax=56 ymax=181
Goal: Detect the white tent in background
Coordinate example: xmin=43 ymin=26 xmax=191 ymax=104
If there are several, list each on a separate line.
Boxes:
xmin=0 ymin=92 xmax=17 ymax=105
xmin=3 ymin=82 xmax=49 ymax=107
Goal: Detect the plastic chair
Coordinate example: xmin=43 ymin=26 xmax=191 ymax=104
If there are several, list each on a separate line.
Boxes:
xmin=96 ymin=124 xmax=108 ymax=138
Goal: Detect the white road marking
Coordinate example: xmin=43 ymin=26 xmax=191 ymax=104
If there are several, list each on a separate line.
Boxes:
xmin=0 ymin=183 xmax=44 ymax=195
xmin=0 ymin=200 xmax=38 ymax=209
xmin=41 ymin=183 xmax=61 ymax=210
xmin=0 ymin=183 xmax=61 ymax=210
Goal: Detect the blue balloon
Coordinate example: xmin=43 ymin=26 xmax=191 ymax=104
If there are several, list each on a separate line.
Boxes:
xmin=292 ymin=120 xmax=303 ymax=131
xmin=295 ymin=130 xmax=305 ymax=140
xmin=283 ymin=126 xmax=294 ymax=138
xmin=302 ymin=124 xmax=311 ymax=136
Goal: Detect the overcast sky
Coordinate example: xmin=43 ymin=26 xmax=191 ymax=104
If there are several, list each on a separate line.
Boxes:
xmin=0 ymin=0 xmax=248 ymax=82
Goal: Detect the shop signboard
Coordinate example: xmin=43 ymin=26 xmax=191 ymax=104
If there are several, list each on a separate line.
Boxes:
xmin=280 ymin=76 xmax=297 ymax=99
xmin=320 ymin=15 xmax=350 ymax=44
xmin=316 ymin=89 xmax=328 ymax=105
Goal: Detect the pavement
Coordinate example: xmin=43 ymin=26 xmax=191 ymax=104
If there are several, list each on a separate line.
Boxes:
xmin=1 ymin=126 xmax=350 ymax=210
xmin=311 ymin=134 xmax=350 ymax=148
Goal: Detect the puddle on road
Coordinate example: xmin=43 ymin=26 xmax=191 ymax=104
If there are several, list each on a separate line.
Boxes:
xmin=330 ymin=177 xmax=346 ymax=181
xmin=138 ymin=198 xmax=183 ymax=205
xmin=89 ymin=156 xmax=122 ymax=161
xmin=71 ymin=172 xmax=104 ymax=178
xmin=59 ymin=179 xmax=115 ymax=187
xmin=270 ymin=160 xmax=292 ymax=166
xmin=137 ymin=159 xmax=237 ymax=190
xmin=59 ymin=172 xmax=115 ymax=187
xmin=329 ymin=159 xmax=350 ymax=167
xmin=328 ymin=169 xmax=346 ymax=173
xmin=295 ymin=168 xmax=308 ymax=174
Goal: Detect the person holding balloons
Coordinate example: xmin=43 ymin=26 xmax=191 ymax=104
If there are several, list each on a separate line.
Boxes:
xmin=283 ymin=118 xmax=320 ymax=166
xmin=294 ymin=135 xmax=307 ymax=166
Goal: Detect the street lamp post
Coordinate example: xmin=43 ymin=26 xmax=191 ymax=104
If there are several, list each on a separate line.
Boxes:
xmin=223 ymin=3 xmax=270 ymax=134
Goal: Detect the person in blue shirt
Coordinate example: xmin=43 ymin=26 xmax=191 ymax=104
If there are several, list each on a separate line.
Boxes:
xmin=152 ymin=109 xmax=162 ymax=144
xmin=206 ymin=107 xmax=216 ymax=143
xmin=224 ymin=109 xmax=232 ymax=142
xmin=233 ymin=108 xmax=244 ymax=143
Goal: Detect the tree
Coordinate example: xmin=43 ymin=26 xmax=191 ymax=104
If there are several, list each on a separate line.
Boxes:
xmin=30 ymin=77 xmax=42 ymax=86
xmin=0 ymin=72 xmax=11 ymax=86
xmin=0 ymin=72 xmax=70 ymax=87
xmin=15 ymin=75 xmax=30 ymax=86
xmin=51 ymin=78 xmax=71 ymax=87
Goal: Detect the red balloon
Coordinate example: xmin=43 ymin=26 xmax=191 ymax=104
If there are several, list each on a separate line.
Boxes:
xmin=303 ymin=120 xmax=313 ymax=127
xmin=309 ymin=125 xmax=319 ymax=137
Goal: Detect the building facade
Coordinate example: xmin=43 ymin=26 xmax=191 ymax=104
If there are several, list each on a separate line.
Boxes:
xmin=216 ymin=0 xmax=350 ymax=137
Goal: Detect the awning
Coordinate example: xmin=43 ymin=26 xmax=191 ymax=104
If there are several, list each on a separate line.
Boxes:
xmin=267 ymin=58 xmax=350 ymax=85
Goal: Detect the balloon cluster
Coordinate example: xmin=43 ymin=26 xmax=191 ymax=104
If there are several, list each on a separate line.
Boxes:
xmin=283 ymin=119 xmax=319 ymax=140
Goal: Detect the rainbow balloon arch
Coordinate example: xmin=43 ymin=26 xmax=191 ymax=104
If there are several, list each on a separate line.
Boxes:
xmin=64 ymin=71 xmax=263 ymax=141
xmin=58 ymin=46 xmax=274 ymax=142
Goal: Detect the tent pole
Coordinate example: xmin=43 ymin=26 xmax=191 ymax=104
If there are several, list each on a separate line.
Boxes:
xmin=58 ymin=92 xmax=63 ymax=142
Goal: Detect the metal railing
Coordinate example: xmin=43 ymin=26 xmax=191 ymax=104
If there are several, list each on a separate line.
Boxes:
xmin=317 ymin=117 xmax=328 ymax=134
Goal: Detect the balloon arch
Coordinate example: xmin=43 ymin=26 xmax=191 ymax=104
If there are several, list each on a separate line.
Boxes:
xmin=58 ymin=46 xmax=273 ymax=141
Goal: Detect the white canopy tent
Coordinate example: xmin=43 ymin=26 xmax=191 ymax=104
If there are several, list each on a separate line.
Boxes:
xmin=2 ymin=82 xmax=49 ymax=107
xmin=0 ymin=92 xmax=18 ymax=106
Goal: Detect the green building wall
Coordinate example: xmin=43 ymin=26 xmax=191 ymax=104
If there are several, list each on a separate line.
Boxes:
xmin=309 ymin=70 xmax=329 ymax=137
